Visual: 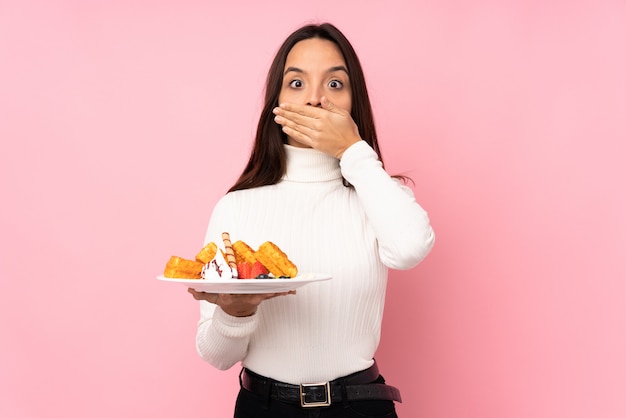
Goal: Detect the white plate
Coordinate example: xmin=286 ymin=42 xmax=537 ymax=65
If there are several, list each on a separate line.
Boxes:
xmin=156 ymin=273 xmax=331 ymax=294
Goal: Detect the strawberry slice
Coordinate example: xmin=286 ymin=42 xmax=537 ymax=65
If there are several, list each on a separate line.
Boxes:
xmin=237 ymin=262 xmax=252 ymax=279
xmin=250 ymin=261 xmax=269 ymax=278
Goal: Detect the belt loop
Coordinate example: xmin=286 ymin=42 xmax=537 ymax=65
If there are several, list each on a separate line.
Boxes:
xmin=339 ymin=377 xmax=350 ymax=409
xmin=241 ymin=368 xmax=272 ymax=410
xmin=264 ymin=374 xmax=273 ymax=410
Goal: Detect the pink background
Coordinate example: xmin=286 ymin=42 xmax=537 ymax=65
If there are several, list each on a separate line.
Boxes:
xmin=2 ymin=1 xmax=625 ymax=417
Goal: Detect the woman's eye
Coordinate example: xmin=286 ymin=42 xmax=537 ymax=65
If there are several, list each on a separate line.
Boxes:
xmin=289 ymin=80 xmax=303 ymax=88
xmin=329 ymin=80 xmax=343 ymax=89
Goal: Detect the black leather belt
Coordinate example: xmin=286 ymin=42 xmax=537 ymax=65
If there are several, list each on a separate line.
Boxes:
xmin=240 ymin=362 xmax=402 ymax=408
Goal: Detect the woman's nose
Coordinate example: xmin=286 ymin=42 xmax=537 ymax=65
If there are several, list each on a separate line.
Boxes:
xmin=306 ymin=86 xmax=323 ymax=107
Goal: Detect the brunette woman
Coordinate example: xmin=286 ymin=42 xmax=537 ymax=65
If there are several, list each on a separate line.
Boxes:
xmin=189 ymin=22 xmax=435 ymax=418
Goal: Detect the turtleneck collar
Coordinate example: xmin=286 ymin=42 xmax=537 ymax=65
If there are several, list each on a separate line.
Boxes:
xmin=282 ymin=144 xmax=342 ymax=183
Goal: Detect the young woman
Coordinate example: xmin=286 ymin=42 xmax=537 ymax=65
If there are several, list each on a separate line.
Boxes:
xmin=189 ymin=22 xmax=435 ymax=417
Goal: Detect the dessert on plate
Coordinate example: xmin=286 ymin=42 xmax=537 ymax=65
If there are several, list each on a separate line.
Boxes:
xmin=163 ymin=232 xmax=298 ymax=280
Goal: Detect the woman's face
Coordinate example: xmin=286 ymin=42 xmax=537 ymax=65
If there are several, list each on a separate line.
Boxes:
xmin=278 ymin=38 xmax=352 ymax=147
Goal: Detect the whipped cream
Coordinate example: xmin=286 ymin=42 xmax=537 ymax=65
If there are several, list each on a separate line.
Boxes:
xmin=201 ymin=248 xmax=237 ymax=280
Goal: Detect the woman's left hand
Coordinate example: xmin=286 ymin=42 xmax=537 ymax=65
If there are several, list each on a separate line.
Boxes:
xmin=273 ymin=97 xmax=362 ymax=159
xmin=188 ymin=288 xmax=295 ymax=317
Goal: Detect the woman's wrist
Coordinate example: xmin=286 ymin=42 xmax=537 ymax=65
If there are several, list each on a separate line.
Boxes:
xmin=336 ymin=138 xmax=362 ymax=160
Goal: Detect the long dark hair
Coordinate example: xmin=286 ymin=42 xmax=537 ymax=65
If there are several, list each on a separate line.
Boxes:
xmin=229 ymin=23 xmax=384 ymax=192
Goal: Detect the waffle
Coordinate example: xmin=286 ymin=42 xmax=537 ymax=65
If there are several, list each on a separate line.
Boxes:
xmin=163 ymin=256 xmax=204 ymax=279
xmin=254 ymin=241 xmax=298 ymax=278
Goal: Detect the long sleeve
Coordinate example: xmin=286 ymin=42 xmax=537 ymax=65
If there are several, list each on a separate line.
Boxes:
xmin=193 ymin=197 xmax=257 ymax=370
xmin=195 ymin=301 xmax=257 ymax=370
xmin=340 ymin=140 xmax=435 ymax=270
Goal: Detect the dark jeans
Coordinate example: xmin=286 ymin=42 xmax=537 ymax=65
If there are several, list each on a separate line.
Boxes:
xmin=233 ymin=374 xmax=399 ymax=418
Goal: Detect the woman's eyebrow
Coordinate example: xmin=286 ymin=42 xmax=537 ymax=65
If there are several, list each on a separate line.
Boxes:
xmin=327 ymin=65 xmax=348 ymax=74
xmin=283 ymin=65 xmax=349 ymax=76
xmin=284 ymin=66 xmax=304 ymax=76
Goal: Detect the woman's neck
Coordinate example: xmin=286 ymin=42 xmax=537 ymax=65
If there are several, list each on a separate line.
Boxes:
xmin=282 ymin=144 xmax=342 ymax=183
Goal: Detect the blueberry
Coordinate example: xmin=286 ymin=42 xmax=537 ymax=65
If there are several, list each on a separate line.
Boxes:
xmin=256 ymin=274 xmax=269 ymax=280
xmin=279 ymin=275 xmax=291 ymax=279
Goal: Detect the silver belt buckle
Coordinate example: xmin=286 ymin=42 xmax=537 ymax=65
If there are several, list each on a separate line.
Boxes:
xmin=299 ymin=382 xmax=331 ymax=407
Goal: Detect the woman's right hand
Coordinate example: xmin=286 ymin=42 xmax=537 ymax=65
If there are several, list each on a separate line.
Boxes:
xmin=188 ymin=289 xmax=295 ymax=317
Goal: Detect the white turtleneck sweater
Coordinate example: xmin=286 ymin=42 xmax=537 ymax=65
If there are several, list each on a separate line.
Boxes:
xmin=194 ymin=141 xmax=435 ymax=384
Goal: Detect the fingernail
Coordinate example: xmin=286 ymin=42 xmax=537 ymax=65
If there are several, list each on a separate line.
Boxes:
xmin=272 ymin=107 xmax=280 ymax=114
